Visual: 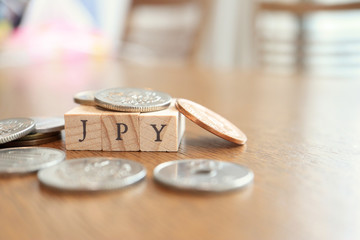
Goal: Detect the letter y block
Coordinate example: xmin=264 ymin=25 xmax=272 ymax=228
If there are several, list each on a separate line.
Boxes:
xmin=139 ymin=101 xmax=185 ymax=152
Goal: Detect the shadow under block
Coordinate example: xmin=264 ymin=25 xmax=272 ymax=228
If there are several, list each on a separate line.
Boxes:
xmin=64 ymin=103 xmax=185 ymax=152
xmin=139 ymin=102 xmax=185 ymax=152
xmin=64 ymin=106 xmax=103 ymax=150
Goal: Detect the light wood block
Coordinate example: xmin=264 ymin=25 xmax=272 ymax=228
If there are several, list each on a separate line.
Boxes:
xmin=139 ymin=101 xmax=185 ymax=152
xmin=101 ymin=112 xmax=140 ymax=151
xmin=64 ymin=106 xmax=103 ymax=150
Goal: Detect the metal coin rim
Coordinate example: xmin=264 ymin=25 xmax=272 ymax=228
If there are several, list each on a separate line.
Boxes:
xmin=0 ymin=118 xmax=36 ymax=144
xmin=1 ymin=134 xmax=61 ymax=147
xmin=73 ymin=90 xmax=96 ymax=106
xmin=17 ymin=131 xmax=60 ymax=141
xmin=0 ymin=147 xmax=66 ymax=174
xmin=153 ymin=159 xmax=254 ymax=192
xmin=94 ymin=88 xmax=172 ymax=112
xmin=175 ymin=98 xmax=247 ymax=145
xmin=32 ymin=117 xmax=65 ymax=133
xmin=38 ymin=157 xmax=147 ymax=191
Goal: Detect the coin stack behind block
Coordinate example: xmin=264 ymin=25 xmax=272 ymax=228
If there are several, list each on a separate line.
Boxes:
xmin=64 ymin=101 xmax=185 ymax=152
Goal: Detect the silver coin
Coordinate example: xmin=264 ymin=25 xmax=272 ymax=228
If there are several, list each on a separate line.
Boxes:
xmin=32 ymin=117 xmax=64 ymax=133
xmin=0 ymin=147 xmax=65 ymax=174
xmin=153 ymin=159 xmax=254 ymax=192
xmin=0 ymin=118 xmax=35 ymax=144
xmin=94 ymin=87 xmax=172 ymax=112
xmin=38 ymin=157 xmax=146 ymax=191
xmin=73 ymin=90 xmax=95 ymax=106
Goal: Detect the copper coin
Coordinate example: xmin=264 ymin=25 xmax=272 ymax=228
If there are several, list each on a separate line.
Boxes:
xmin=175 ymin=99 xmax=247 ymax=145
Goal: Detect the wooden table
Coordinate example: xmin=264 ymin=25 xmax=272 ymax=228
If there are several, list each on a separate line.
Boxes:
xmin=0 ymin=60 xmax=359 ymax=240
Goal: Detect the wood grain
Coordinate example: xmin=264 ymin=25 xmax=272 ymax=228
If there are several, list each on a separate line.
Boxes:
xmin=102 ymin=111 xmax=140 ymax=151
xmin=139 ymin=101 xmax=185 ymax=152
xmin=0 ymin=60 xmax=359 ymax=240
xmin=64 ymin=106 xmax=103 ymax=151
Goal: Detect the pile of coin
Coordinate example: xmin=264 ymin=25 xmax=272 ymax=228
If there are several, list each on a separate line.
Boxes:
xmin=74 ymin=87 xmax=247 ymax=145
xmin=0 ymin=148 xmax=253 ymax=192
xmin=0 ymin=87 xmax=253 ymax=193
xmin=0 ymin=117 xmax=64 ymax=148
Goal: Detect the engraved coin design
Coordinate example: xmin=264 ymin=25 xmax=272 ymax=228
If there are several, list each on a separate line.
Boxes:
xmin=32 ymin=117 xmax=64 ymax=133
xmin=38 ymin=158 xmax=146 ymax=191
xmin=94 ymin=88 xmax=172 ymax=112
xmin=0 ymin=147 xmax=65 ymax=174
xmin=0 ymin=118 xmax=35 ymax=144
xmin=153 ymin=159 xmax=254 ymax=192
xmin=74 ymin=90 xmax=95 ymax=106
xmin=175 ymin=98 xmax=247 ymax=145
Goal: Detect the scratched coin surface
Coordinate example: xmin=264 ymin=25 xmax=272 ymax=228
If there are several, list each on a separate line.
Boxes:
xmin=175 ymin=98 xmax=247 ymax=145
xmin=38 ymin=157 xmax=146 ymax=191
xmin=0 ymin=147 xmax=65 ymax=174
xmin=0 ymin=118 xmax=36 ymax=144
xmin=32 ymin=117 xmax=64 ymax=133
xmin=154 ymin=159 xmax=254 ymax=192
xmin=74 ymin=90 xmax=96 ymax=106
xmin=94 ymin=88 xmax=172 ymax=112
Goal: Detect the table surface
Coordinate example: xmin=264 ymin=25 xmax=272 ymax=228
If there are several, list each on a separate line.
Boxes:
xmin=0 ymin=60 xmax=359 ymax=240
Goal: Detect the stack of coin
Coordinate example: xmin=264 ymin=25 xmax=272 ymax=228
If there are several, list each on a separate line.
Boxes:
xmin=74 ymin=87 xmax=173 ymax=113
xmin=0 ymin=117 xmax=64 ymax=148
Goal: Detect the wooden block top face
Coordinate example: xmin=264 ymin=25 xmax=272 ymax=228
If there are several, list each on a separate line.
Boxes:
xmin=139 ymin=102 xmax=184 ymax=152
xmin=64 ymin=106 xmax=102 ymax=151
xmin=101 ymin=112 xmax=140 ymax=151
xmin=65 ymin=105 xmax=104 ymax=115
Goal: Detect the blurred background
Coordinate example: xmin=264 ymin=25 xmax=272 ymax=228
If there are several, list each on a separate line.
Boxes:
xmin=0 ymin=0 xmax=360 ymax=78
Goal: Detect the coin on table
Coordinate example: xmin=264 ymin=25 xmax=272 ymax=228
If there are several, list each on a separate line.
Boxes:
xmin=0 ymin=147 xmax=65 ymax=174
xmin=0 ymin=118 xmax=36 ymax=144
xmin=38 ymin=157 xmax=146 ymax=191
xmin=94 ymin=87 xmax=172 ymax=112
xmin=153 ymin=159 xmax=254 ymax=192
xmin=73 ymin=90 xmax=95 ymax=106
xmin=1 ymin=133 xmax=61 ymax=148
xmin=32 ymin=117 xmax=64 ymax=133
xmin=175 ymin=98 xmax=247 ymax=145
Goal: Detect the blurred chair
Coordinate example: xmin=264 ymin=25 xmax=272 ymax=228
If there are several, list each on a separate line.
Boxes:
xmin=120 ymin=0 xmax=209 ymax=65
xmin=255 ymin=1 xmax=360 ymax=76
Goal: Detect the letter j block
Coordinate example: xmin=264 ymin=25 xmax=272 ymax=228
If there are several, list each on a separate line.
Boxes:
xmin=64 ymin=105 xmax=103 ymax=150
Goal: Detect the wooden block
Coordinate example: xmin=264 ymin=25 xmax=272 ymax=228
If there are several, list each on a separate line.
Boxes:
xmin=64 ymin=105 xmax=103 ymax=150
xmin=139 ymin=101 xmax=185 ymax=152
xmin=101 ymin=111 xmax=140 ymax=151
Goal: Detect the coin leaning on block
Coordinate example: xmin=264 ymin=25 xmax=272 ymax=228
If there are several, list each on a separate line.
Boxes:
xmin=153 ymin=159 xmax=254 ymax=192
xmin=73 ymin=90 xmax=96 ymax=106
xmin=0 ymin=118 xmax=35 ymax=144
xmin=38 ymin=157 xmax=146 ymax=191
xmin=0 ymin=147 xmax=65 ymax=174
xmin=175 ymin=98 xmax=247 ymax=145
xmin=94 ymin=87 xmax=172 ymax=112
